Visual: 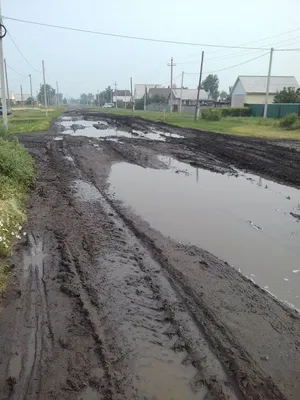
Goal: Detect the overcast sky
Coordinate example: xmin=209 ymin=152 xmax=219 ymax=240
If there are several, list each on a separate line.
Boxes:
xmin=3 ymin=0 xmax=300 ymax=98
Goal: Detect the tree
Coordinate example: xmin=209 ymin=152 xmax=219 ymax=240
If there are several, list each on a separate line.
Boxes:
xmin=219 ymin=90 xmax=231 ymax=102
xmin=202 ymin=74 xmax=220 ymax=101
xmin=149 ymin=94 xmax=168 ymax=104
xmin=38 ymin=84 xmax=56 ymax=105
xmin=80 ymin=93 xmax=88 ymax=104
xmin=62 ymin=97 xmax=68 ymax=104
xmin=273 ymin=87 xmax=300 ymax=103
xmin=25 ymin=97 xmax=34 ymax=105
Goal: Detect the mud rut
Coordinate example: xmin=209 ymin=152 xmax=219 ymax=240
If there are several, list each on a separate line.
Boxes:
xmin=0 ymin=112 xmax=300 ymax=400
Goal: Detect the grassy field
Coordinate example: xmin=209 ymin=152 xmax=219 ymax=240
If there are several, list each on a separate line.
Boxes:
xmin=0 ymin=107 xmax=63 ymax=292
xmin=97 ymin=108 xmax=300 ymax=140
xmin=7 ymin=107 xmax=64 ymax=134
xmin=0 ymin=137 xmax=35 ymax=291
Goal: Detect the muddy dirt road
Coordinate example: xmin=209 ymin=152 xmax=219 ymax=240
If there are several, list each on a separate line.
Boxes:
xmin=1 ymin=110 xmax=300 ymax=400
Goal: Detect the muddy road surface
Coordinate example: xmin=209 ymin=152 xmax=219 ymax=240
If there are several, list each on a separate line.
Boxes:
xmin=1 ymin=110 xmax=300 ymax=400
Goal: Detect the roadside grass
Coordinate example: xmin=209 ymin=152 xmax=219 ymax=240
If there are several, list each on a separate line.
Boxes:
xmin=0 ymin=137 xmax=35 ymax=293
xmin=7 ymin=107 xmax=64 ymax=134
xmin=96 ymin=108 xmax=300 ymax=139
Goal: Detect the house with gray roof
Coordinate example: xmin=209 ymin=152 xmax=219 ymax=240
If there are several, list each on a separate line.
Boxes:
xmin=231 ymin=75 xmax=299 ymax=107
xmin=134 ymin=84 xmax=163 ymax=99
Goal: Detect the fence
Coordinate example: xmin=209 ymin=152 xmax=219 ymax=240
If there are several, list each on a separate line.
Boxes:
xmin=249 ymin=103 xmax=300 ymax=118
xmin=146 ymin=104 xmax=170 ymax=112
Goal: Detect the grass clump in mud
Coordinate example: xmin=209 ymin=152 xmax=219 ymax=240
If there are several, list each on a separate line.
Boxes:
xmin=0 ymin=137 xmax=35 ymax=291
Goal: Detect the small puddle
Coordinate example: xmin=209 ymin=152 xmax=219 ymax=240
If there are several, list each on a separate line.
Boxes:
xmin=109 ymin=157 xmax=300 ymax=309
xmin=57 ymin=118 xmax=183 ymax=141
xmin=73 ymin=180 xmax=102 ymax=202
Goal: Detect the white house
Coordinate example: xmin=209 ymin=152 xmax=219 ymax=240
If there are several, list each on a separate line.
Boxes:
xmin=112 ymin=90 xmax=132 ymax=103
xmin=231 ymin=75 xmax=299 ymax=107
xmin=169 ymin=89 xmax=209 ymax=111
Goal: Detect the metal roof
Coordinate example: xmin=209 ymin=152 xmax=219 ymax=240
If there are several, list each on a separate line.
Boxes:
xmin=134 ymin=84 xmax=163 ymax=99
xmin=234 ymin=75 xmax=299 ymax=94
xmin=171 ymin=89 xmax=208 ymax=101
xmin=148 ymin=87 xmax=172 ymax=98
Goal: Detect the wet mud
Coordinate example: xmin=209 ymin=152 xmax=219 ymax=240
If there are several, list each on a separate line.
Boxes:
xmin=0 ymin=109 xmax=300 ymax=400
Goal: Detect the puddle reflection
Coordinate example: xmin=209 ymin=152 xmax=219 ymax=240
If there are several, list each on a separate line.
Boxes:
xmin=109 ymin=157 xmax=300 ymax=309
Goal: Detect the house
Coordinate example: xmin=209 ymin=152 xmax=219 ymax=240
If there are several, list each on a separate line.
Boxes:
xmin=169 ymin=89 xmax=209 ymax=112
xmin=134 ymin=84 xmax=163 ymax=99
xmin=13 ymin=93 xmax=31 ymax=105
xmin=231 ymin=75 xmax=299 ymax=107
xmin=148 ymin=87 xmax=172 ymax=101
xmin=112 ymin=90 xmax=132 ymax=103
xmin=0 ymin=91 xmax=15 ymax=104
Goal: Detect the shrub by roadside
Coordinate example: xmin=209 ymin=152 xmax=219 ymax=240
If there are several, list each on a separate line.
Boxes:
xmin=279 ymin=113 xmax=298 ymax=129
xmin=201 ymin=109 xmax=222 ymax=121
xmin=221 ymin=107 xmax=251 ymax=117
xmin=0 ymin=137 xmax=35 ymax=291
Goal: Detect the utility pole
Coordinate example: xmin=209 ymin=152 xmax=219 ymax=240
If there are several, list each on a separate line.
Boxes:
xmin=144 ymin=84 xmax=147 ymax=111
xmin=0 ymin=4 xmax=8 ymax=131
xmin=168 ymin=57 xmax=176 ymax=113
xmin=20 ymin=85 xmax=24 ymax=107
xmin=42 ymin=60 xmax=48 ymax=117
xmin=130 ymin=77 xmax=134 ymax=111
xmin=195 ymin=51 xmax=205 ymax=121
xmin=29 ymin=74 xmax=33 ymax=108
xmin=179 ymin=71 xmax=184 ymax=113
xmin=263 ymin=47 xmax=274 ymax=119
xmin=114 ymin=81 xmax=117 ymax=108
xmin=4 ymin=58 xmax=9 ymax=107
xmin=56 ymin=81 xmax=60 ymax=107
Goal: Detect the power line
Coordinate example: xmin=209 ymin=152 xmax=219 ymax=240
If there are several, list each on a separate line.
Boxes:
xmin=3 ymin=15 xmax=275 ymax=50
xmin=176 ymin=27 xmax=300 ymax=63
xmin=6 ymin=63 xmax=28 ymax=77
xmin=185 ymin=52 xmax=269 ymax=75
xmin=7 ymin=30 xmax=41 ymax=73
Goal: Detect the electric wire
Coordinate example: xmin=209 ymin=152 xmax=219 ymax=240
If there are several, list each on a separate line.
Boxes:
xmin=3 ymin=16 xmax=276 ymax=50
xmin=7 ymin=30 xmax=41 ymax=73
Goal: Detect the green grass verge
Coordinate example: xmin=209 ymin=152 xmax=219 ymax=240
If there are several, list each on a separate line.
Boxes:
xmin=8 ymin=107 xmax=65 ymax=134
xmin=0 ymin=137 xmax=35 ymax=292
xmin=95 ymin=108 xmax=300 ymax=139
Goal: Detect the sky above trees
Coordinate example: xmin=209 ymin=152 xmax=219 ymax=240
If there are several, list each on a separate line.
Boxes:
xmin=3 ymin=0 xmax=300 ymax=99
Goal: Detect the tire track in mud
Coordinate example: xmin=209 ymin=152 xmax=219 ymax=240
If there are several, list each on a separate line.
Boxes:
xmin=59 ymin=140 xmax=242 ymax=399
xmin=65 ymin=137 xmax=289 ymax=400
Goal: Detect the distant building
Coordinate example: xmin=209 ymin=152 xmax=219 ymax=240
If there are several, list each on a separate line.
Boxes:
xmin=169 ymin=89 xmax=209 ymax=112
xmin=112 ymin=90 xmax=132 ymax=103
xmin=134 ymin=84 xmax=163 ymax=100
xmin=148 ymin=87 xmax=172 ymax=100
xmin=231 ymin=75 xmax=299 ymax=107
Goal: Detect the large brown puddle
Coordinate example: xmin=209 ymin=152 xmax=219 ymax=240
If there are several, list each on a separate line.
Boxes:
xmin=109 ymin=156 xmax=300 ymax=310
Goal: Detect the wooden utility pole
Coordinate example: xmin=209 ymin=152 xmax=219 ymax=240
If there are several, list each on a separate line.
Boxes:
xmin=4 ymin=58 xmax=9 ymax=107
xmin=194 ymin=51 xmax=204 ymax=121
xmin=42 ymin=60 xmax=48 ymax=116
xmin=263 ymin=48 xmax=274 ymax=118
xmin=130 ymin=77 xmax=134 ymax=111
xmin=29 ymin=74 xmax=33 ymax=107
xmin=20 ymin=85 xmax=24 ymax=107
xmin=168 ymin=57 xmax=176 ymax=113
xmin=56 ymin=81 xmax=60 ymax=107
xmin=114 ymin=81 xmax=117 ymax=107
xmin=0 ymin=4 xmax=8 ymax=131
xmin=144 ymin=84 xmax=147 ymax=111
xmin=179 ymin=71 xmax=184 ymax=113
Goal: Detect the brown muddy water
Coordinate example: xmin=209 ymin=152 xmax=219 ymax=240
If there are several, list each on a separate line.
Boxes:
xmin=57 ymin=118 xmax=183 ymax=141
xmin=109 ymin=156 xmax=300 ymax=310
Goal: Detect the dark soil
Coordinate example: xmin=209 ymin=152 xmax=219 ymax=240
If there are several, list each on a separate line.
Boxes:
xmin=0 ymin=110 xmax=300 ymax=400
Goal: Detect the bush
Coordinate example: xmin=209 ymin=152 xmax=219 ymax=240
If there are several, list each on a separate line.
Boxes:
xmin=279 ymin=113 xmax=298 ymax=128
xmin=201 ymin=109 xmax=222 ymax=121
xmin=221 ymin=107 xmax=251 ymax=117
xmin=0 ymin=139 xmax=35 ymax=187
